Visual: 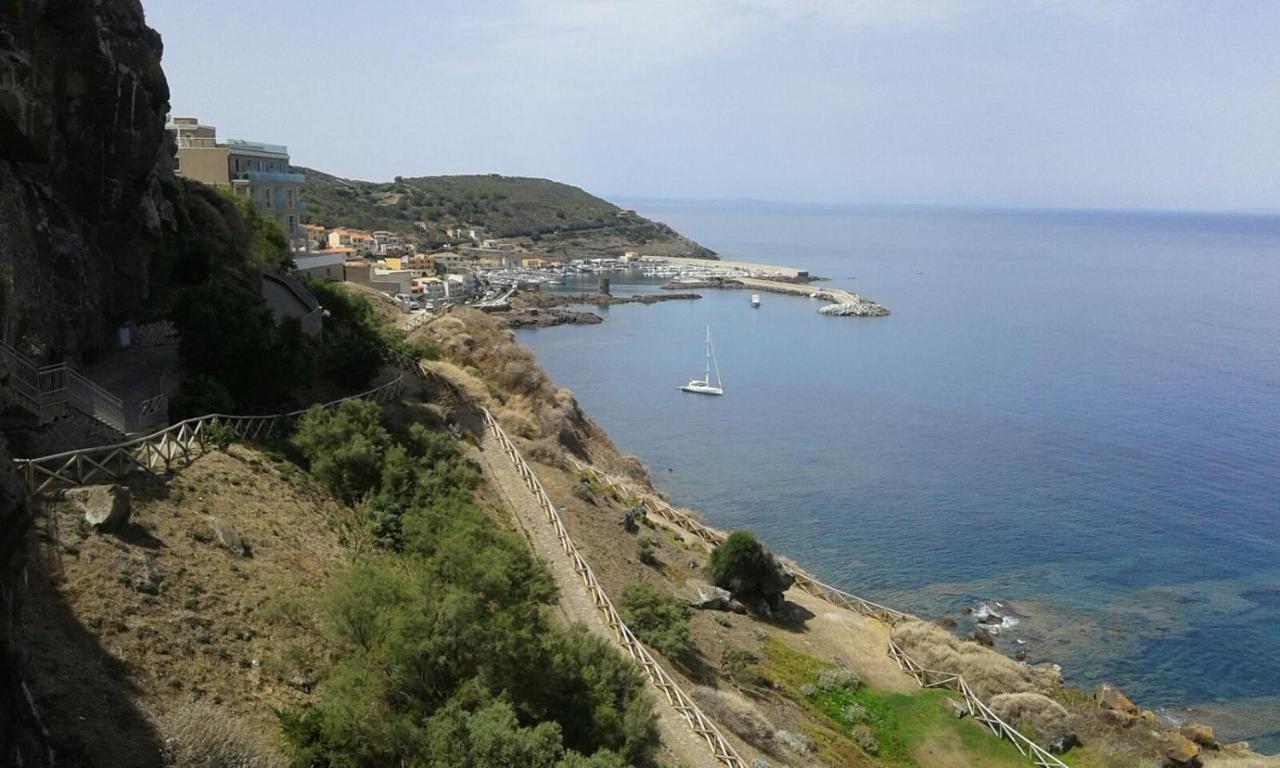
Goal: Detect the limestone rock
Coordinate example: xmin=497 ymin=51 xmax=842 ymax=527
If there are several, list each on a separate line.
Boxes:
xmin=65 ymin=484 xmax=131 ymax=530
xmin=1095 ymin=683 xmax=1139 ymax=716
xmin=688 ymin=580 xmax=732 ymax=611
xmin=130 ymin=554 xmax=162 ymax=594
xmin=943 ymin=697 xmax=968 ymax=718
xmin=1180 ymin=721 xmax=1217 ymax=749
xmin=1162 ymin=732 xmax=1202 ymax=767
xmin=207 ymin=516 xmax=249 ymax=557
xmin=817 ymin=298 xmax=890 ymax=317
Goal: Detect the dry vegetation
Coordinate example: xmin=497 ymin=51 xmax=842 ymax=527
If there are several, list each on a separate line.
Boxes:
xmin=19 ymin=447 xmax=349 ymax=767
xmin=891 ymin=619 xmax=1060 ymax=699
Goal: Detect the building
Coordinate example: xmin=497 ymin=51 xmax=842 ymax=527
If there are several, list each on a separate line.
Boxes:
xmin=300 ymin=224 xmax=328 ymax=251
xmin=327 ymin=227 xmax=376 ymax=254
xmin=431 ymin=252 xmax=472 ymax=273
xmin=446 ymin=225 xmax=483 ymax=241
xmin=521 ymin=257 xmax=547 ymax=269
xmin=384 ymin=253 xmax=434 ymax=272
xmin=294 ymin=248 xmax=352 ymax=280
xmin=167 ymin=116 xmax=306 ymax=251
xmin=372 ymin=230 xmax=410 ymax=255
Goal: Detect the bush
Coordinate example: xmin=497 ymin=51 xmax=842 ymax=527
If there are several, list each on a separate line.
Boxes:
xmin=814 ymin=666 xmax=861 ymax=693
xmin=851 ymin=723 xmax=879 ymax=755
xmin=292 ymin=400 xmax=392 ymax=503
xmin=160 ymin=702 xmax=284 ymax=768
xmin=988 ymin=692 xmax=1072 ymax=741
xmin=203 ymin=418 xmax=238 ymax=451
xmin=890 ymin=620 xmax=1057 ymax=699
xmin=721 ymin=646 xmax=767 ymax=689
xmin=619 ymin=582 xmax=691 ymax=659
xmin=708 ymin=530 xmax=791 ymax=603
xmin=636 ymin=536 xmax=656 ymax=565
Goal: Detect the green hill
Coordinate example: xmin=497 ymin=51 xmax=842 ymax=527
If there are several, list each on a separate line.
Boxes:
xmin=296 ymin=166 xmax=715 ymax=257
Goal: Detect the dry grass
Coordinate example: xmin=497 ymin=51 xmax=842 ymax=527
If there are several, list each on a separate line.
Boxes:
xmin=160 ymin=702 xmax=286 ymax=768
xmin=891 ymin=620 xmax=1057 ymax=699
xmin=988 ymin=692 xmax=1071 ymax=740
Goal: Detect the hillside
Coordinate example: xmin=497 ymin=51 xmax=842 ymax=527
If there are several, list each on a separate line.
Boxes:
xmin=296 ymin=166 xmax=716 ymax=257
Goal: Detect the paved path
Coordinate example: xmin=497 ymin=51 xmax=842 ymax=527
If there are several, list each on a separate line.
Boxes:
xmin=472 ymin=430 xmax=723 ymax=768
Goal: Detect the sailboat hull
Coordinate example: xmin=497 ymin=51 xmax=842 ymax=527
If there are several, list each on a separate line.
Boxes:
xmin=679 ymin=382 xmax=724 ymax=395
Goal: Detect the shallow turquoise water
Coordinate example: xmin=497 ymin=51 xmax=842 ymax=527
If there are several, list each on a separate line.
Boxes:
xmin=515 ymin=204 xmax=1280 ymax=749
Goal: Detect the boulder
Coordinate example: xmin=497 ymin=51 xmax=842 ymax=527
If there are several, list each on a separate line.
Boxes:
xmin=934 ymin=616 xmax=958 ymax=630
xmin=943 ymin=697 xmax=968 ymax=719
xmin=207 ymin=516 xmax=249 ymax=557
xmin=1095 ymin=683 xmax=1139 ymax=715
xmin=688 ymin=581 xmax=732 ymax=611
xmin=131 ymin=554 xmax=162 ymax=594
xmin=1095 ymin=709 xmax=1135 ymax=729
xmin=1048 ymin=733 xmax=1081 ymax=754
xmin=1162 ymin=732 xmax=1202 ymax=767
xmin=971 ymin=627 xmax=995 ymax=647
xmin=1180 ymin=721 xmax=1217 ymax=749
xmin=65 ymin=484 xmax=131 ymax=530
xmin=981 ymin=612 xmax=1004 ymax=625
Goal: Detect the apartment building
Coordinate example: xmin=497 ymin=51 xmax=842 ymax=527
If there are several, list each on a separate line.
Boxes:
xmin=167 ymin=116 xmax=307 ymax=251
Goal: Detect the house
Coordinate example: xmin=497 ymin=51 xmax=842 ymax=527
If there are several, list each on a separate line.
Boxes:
xmin=446 ymin=225 xmax=484 ymax=241
xmin=384 ymin=253 xmax=434 ymax=272
xmin=431 ymin=252 xmax=471 ymax=273
xmin=167 ymin=116 xmax=307 ymax=252
xmin=327 ymin=227 xmax=376 ymax=254
xmin=521 ymin=257 xmax=546 ymax=269
xmin=300 ymin=224 xmax=328 ymax=251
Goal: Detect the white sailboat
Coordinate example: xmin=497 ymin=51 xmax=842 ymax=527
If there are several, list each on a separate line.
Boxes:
xmin=679 ymin=326 xmax=724 ymax=396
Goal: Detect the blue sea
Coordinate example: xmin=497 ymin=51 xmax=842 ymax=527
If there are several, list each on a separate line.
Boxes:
xmin=515 ymin=203 xmax=1280 ymax=750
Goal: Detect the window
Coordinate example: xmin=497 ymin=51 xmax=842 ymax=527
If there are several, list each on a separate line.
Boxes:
xmin=263 ymin=187 xmax=272 ymax=207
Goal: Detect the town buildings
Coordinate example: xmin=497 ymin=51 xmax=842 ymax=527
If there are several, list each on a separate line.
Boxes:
xmin=166 ymin=116 xmax=307 ymax=251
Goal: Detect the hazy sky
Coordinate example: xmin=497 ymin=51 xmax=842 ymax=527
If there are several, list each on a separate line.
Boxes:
xmin=148 ymin=1 xmax=1280 ymax=211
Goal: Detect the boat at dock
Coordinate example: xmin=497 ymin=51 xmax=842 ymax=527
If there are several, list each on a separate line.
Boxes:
xmin=679 ymin=326 xmax=724 ymax=396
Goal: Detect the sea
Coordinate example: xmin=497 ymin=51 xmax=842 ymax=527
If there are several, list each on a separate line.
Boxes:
xmin=514 ymin=203 xmax=1280 ymax=751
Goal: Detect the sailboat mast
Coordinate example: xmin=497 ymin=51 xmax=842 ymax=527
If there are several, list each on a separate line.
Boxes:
xmin=704 ymin=326 xmax=711 ymax=382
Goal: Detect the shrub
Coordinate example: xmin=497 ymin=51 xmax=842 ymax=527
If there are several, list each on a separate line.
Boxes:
xmin=160 ymin=702 xmax=284 ymax=768
xmin=203 ymin=418 xmax=238 ymax=451
xmin=721 ymin=646 xmax=767 ymax=689
xmin=989 ymin=692 xmax=1072 ymax=741
xmin=814 ymin=666 xmax=861 ymax=693
xmin=708 ymin=530 xmax=791 ymax=603
xmin=851 ymin=723 xmax=879 ymax=755
xmin=619 ymin=582 xmax=691 ymax=659
xmin=890 ymin=620 xmax=1056 ymax=699
xmin=636 ymin=536 xmax=656 ymax=565
xmin=292 ymin=400 xmax=392 ymax=503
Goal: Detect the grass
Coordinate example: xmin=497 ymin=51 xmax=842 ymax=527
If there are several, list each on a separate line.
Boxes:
xmin=761 ymin=636 xmax=1033 ymax=767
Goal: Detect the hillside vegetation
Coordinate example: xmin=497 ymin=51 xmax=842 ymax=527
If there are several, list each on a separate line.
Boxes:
xmin=296 ymin=166 xmax=714 ymax=256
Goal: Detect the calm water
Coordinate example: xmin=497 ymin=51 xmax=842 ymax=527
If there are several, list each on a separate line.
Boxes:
xmin=515 ymin=204 xmax=1280 ymax=749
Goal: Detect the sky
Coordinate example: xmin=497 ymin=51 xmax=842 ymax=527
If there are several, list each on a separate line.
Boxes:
xmin=147 ymin=1 xmax=1280 ymax=212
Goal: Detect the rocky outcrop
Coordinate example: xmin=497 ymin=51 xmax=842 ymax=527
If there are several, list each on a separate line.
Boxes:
xmin=0 ymin=435 xmax=43 ymax=765
xmin=65 ymin=484 xmax=131 ymax=530
xmin=817 ymin=298 xmax=890 ymax=317
xmin=0 ymin=0 xmax=178 ymax=358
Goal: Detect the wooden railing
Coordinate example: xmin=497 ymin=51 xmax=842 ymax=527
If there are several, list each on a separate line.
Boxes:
xmin=477 ymin=408 xmax=747 ymax=768
xmin=566 ymin=460 xmax=1070 ymax=768
xmin=13 ymin=375 xmax=403 ymax=495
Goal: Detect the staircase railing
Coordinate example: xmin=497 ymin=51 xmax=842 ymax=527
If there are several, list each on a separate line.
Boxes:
xmin=1 ymin=341 xmax=152 ymax=436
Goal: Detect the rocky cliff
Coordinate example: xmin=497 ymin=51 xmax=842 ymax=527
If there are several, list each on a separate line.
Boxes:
xmin=0 ymin=3 xmax=177 ymax=764
xmin=0 ymin=0 xmax=175 ymax=360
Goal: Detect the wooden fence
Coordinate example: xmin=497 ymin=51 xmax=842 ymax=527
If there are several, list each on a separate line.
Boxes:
xmin=13 ymin=375 xmax=403 ymax=495
xmin=478 ymin=408 xmax=748 ymax=768
xmin=567 ymin=460 xmax=1070 ymax=768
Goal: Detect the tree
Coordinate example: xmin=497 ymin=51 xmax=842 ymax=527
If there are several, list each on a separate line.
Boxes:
xmin=292 ymin=399 xmax=392 ymax=503
xmin=708 ymin=530 xmax=793 ymax=606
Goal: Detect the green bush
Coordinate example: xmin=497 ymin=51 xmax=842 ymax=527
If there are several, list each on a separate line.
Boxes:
xmin=636 ymin=536 xmax=656 ymax=566
xmin=721 ymin=646 xmax=767 ymax=689
xmin=203 ymin=418 xmax=238 ymax=451
xmin=619 ymin=581 xmax=691 ymax=659
xmin=707 ymin=530 xmax=791 ymax=603
xmin=292 ymin=400 xmax=392 ymax=503
xmin=282 ymin=403 xmax=657 ymax=767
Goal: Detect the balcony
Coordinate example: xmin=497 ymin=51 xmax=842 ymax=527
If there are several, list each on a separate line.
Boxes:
xmin=233 ymin=170 xmax=306 ymax=184
xmin=225 ymin=139 xmax=289 ymax=155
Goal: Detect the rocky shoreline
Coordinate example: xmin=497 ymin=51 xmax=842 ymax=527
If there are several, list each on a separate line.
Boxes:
xmin=661 ymin=276 xmax=890 ymax=317
xmin=493 ymin=289 xmax=701 ymax=328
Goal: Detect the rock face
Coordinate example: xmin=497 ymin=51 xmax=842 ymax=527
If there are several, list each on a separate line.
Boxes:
xmin=65 ymin=484 xmax=131 ymax=530
xmin=1181 ymin=721 xmax=1217 ymax=749
xmin=0 ymin=0 xmax=178 ymax=356
xmin=1162 ymin=732 xmax=1202 ymax=767
xmin=688 ymin=580 xmax=733 ymax=611
xmin=0 ymin=433 xmax=43 ymax=764
xmin=1095 ymin=683 xmax=1139 ymax=716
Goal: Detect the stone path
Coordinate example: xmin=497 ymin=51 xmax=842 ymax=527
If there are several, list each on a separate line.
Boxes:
xmin=473 ymin=431 xmax=724 ymax=768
